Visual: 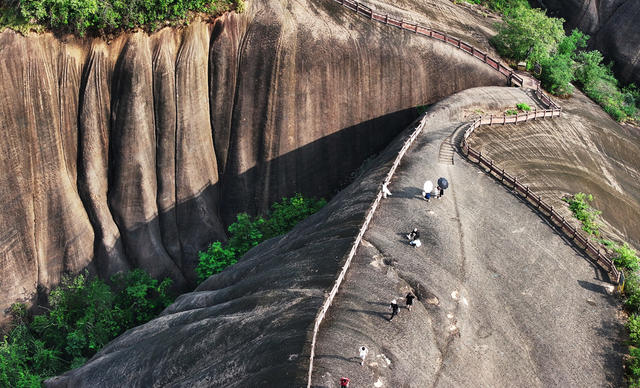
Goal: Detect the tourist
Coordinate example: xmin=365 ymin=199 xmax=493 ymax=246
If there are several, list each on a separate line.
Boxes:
xmin=406 ymin=228 xmax=419 ymax=241
xmin=423 ymin=180 xmax=433 ymax=201
xmin=382 ymin=183 xmax=392 ymax=199
xmin=389 ymin=299 xmax=399 ymax=321
xmin=359 ymin=346 xmax=368 ymax=366
xmin=409 ymin=238 xmax=422 ymax=247
xmin=340 ymin=377 xmax=350 ymax=387
xmin=406 ymin=292 xmax=415 ymax=311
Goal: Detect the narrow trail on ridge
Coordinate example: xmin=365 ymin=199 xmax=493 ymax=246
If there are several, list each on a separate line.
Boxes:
xmin=311 ymin=86 xmax=624 ymax=387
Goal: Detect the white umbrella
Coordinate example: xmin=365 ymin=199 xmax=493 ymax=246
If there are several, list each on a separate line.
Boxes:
xmin=423 ymin=180 xmax=433 ymax=193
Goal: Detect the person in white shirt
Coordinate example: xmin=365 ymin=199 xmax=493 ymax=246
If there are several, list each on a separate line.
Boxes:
xmin=359 ymin=346 xmax=368 ymax=366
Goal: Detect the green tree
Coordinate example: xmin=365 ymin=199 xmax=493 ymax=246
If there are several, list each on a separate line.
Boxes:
xmin=491 ymin=6 xmax=565 ymax=68
xmin=196 ymin=241 xmax=237 ymax=282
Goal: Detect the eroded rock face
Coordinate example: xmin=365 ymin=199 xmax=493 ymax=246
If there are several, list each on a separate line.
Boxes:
xmin=0 ymin=0 xmax=507 ymax=320
xmin=538 ymin=0 xmax=640 ymax=85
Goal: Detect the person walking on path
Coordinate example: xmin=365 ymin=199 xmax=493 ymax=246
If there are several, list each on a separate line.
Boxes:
xmin=359 ymin=346 xmax=368 ymax=366
xmin=407 ymin=228 xmax=419 ymax=241
xmin=437 ymin=177 xmax=448 ymax=198
xmin=382 ymin=183 xmax=392 ymax=199
xmin=340 ymin=377 xmax=350 ymax=387
xmin=406 ymin=292 xmax=416 ymax=311
xmin=389 ymin=299 xmax=399 ymax=321
xmin=422 ymin=180 xmax=434 ymax=201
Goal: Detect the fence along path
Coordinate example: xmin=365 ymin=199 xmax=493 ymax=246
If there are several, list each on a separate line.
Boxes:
xmin=459 ymin=113 xmax=621 ymax=284
xmin=306 ymin=1 xmax=611 ymax=386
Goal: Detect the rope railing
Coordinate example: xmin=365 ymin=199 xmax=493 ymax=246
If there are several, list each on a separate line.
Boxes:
xmin=306 ymin=113 xmax=429 ymax=387
xmin=332 ymin=0 xmax=525 ymax=87
xmin=460 ymin=113 xmax=621 ymax=284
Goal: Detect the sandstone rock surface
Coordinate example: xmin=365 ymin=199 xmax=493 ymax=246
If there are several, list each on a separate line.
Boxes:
xmin=468 ymin=89 xmax=640 ymax=249
xmin=46 ymin=87 xmax=624 ymax=387
xmin=0 ymin=0 xmax=507 ymax=320
xmin=538 ymin=0 xmax=640 ymax=85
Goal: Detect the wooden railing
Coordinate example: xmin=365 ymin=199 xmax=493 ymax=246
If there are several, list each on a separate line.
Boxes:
xmin=332 ymin=0 xmax=524 ymax=87
xmin=306 ymin=113 xmax=429 ymax=388
xmin=305 ymin=1 xmax=577 ymax=386
xmin=460 ymin=114 xmax=620 ymax=284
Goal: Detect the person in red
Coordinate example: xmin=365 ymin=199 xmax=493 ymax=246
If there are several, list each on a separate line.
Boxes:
xmin=340 ymin=377 xmax=350 ymax=387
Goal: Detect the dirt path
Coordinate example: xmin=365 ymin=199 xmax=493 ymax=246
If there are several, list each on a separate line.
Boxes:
xmin=311 ymin=86 xmax=624 ymax=387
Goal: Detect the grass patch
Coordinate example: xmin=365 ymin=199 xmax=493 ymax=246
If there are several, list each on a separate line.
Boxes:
xmin=516 ymin=102 xmax=531 ymax=111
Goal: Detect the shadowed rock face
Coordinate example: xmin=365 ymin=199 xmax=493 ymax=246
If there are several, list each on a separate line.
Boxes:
xmin=0 ymin=0 xmax=507 ymax=320
xmin=537 ymin=0 xmax=640 ymax=85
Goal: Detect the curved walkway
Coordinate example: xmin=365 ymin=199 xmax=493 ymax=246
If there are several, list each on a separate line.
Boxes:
xmin=311 ymin=87 xmax=623 ymax=387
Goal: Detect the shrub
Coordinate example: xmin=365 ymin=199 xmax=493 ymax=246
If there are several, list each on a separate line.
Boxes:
xmin=516 ymin=103 xmax=531 ymax=111
xmin=563 ymin=192 xmax=601 ymax=236
xmin=196 ymin=194 xmax=326 ymax=282
xmin=196 ymin=241 xmax=237 ymax=282
xmin=505 ymin=109 xmax=518 ymax=115
xmin=0 ymin=270 xmax=173 ymax=386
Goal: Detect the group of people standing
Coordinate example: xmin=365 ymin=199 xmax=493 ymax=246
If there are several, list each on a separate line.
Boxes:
xmin=340 ymin=177 xmax=449 ymax=386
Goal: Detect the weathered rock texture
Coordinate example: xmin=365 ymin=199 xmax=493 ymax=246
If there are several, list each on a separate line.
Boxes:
xmin=46 ymin=87 xmax=624 ymax=387
xmin=0 ymin=0 xmax=507 ymax=320
xmin=468 ymin=89 xmax=640 ymax=249
xmin=538 ymin=0 xmax=640 ymax=85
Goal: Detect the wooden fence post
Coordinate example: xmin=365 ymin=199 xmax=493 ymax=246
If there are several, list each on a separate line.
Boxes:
xmin=355 ymin=2 xmax=359 ymax=12
xmin=525 ymin=186 xmax=529 ymax=198
xmin=503 ymin=113 xmax=506 ymax=125
xmin=385 ymin=14 xmax=388 ymax=24
xmin=501 ymin=168 xmax=505 ymax=182
xmin=490 ymin=114 xmax=493 ymax=125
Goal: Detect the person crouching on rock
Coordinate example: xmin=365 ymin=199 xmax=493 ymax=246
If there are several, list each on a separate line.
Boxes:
xmin=406 ymin=228 xmax=419 ymax=241
xmin=389 ymin=299 xmax=399 ymax=321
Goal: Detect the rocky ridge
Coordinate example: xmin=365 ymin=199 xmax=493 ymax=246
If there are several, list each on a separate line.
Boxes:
xmin=0 ymin=0 xmax=507 ymax=321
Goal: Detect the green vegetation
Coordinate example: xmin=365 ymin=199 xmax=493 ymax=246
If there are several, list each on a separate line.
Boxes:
xmin=482 ymin=0 xmax=640 ymax=122
xmin=0 ymin=270 xmax=173 ymax=387
xmin=196 ymin=193 xmax=327 ymax=282
xmin=0 ymin=0 xmax=244 ymax=35
xmin=457 ymin=0 xmax=529 ymax=13
xmin=562 ymin=192 xmax=601 ymax=236
xmin=565 ymin=193 xmax=640 ymax=385
xmin=516 ymin=102 xmax=531 ymax=111
xmin=505 ymin=109 xmax=518 ymax=115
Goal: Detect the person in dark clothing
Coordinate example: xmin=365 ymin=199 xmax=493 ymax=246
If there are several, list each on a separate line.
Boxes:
xmin=437 ymin=185 xmax=445 ymax=198
xmin=406 ymin=292 xmax=415 ymax=311
xmin=389 ymin=299 xmax=399 ymax=321
xmin=407 ymin=228 xmax=419 ymax=241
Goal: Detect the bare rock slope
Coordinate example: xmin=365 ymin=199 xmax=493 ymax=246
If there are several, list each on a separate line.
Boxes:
xmin=47 ymin=87 xmax=624 ymax=387
xmin=0 ymin=0 xmax=507 ymax=319
xmin=468 ymin=89 xmax=640 ymax=248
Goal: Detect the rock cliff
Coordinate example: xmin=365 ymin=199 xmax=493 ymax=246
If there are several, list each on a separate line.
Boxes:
xmin=537 ymin=0 xmax=640 ymax=85
xmin=0 ymin=0 xmax=507 ymax=321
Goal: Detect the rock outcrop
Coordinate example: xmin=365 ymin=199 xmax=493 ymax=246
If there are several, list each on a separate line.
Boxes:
xmin=0 ymin=0 xmax=507 ymax=320
xmin=46 ymin=87 xmax=624 ymax=387
xmin=468 ymin=89 xmax=640 ymax=249
xmin=537 ymin=0 xmax=640 ymax=85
